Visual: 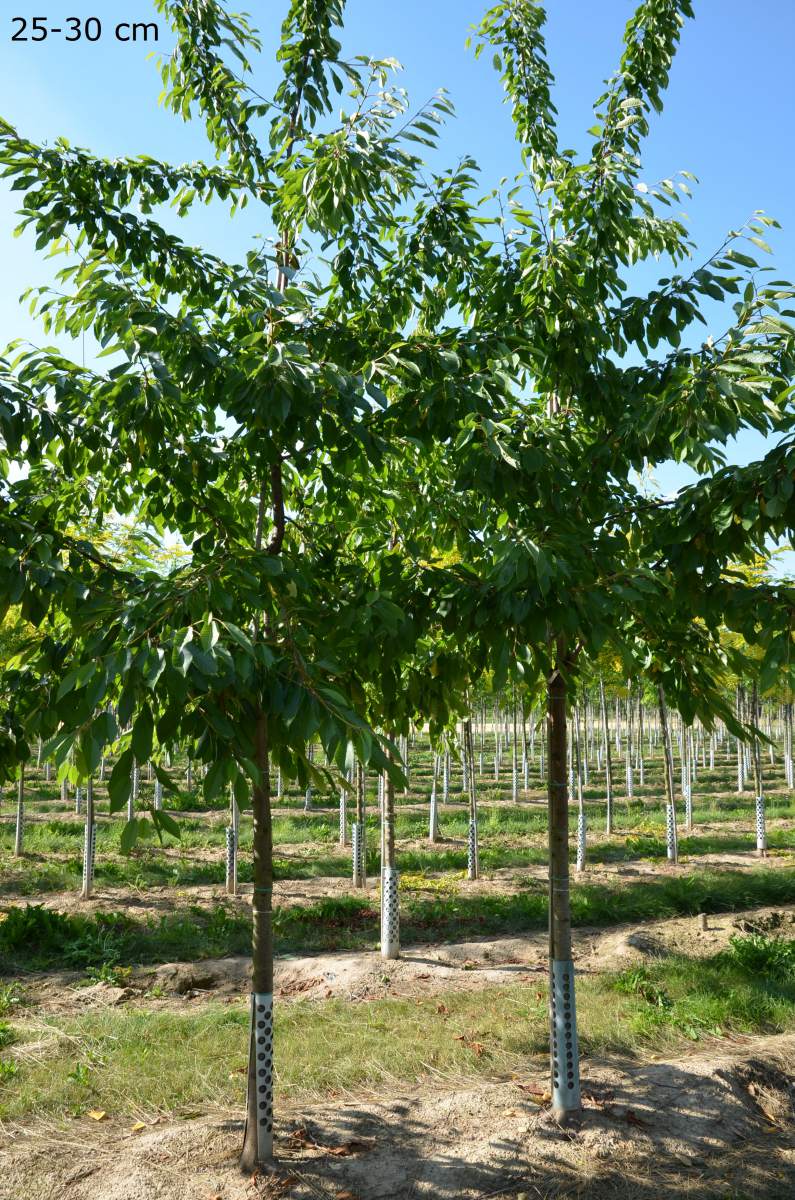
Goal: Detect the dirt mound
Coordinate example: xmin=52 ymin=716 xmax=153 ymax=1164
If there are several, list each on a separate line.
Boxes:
xmin=2 ymin=1035 xmax=794 ymax=1199
xmin=16 ymin=903 xmax=795 ymax=1014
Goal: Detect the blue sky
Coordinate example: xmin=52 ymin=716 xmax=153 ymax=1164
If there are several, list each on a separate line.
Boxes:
xmin=1 ymin=1 xmax=793 ymax=564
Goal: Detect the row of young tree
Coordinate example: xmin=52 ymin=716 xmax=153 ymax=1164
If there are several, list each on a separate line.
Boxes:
xmin=1 ymin=0 xmax=794 ymax=1168
xmin=8 ymin=676 xmax=791 ymax=896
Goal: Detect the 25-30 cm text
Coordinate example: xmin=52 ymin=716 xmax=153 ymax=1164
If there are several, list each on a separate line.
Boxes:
xmin=11 ymin=17 xmax=159 ymax=42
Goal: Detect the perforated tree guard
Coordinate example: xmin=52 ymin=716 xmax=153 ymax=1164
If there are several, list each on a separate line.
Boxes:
xmin=338 ymin=789 xmax=346 ymax=846
xmin=225 ymin=824 xmax=237 ymax=894
xmin=154 ymin=779 xmax=163 ymax=811
xmin=75 ymin=786 xmax=82 ymax=815
xmin=251 ymin=993 xmax=273 ymax=1160
xmin=666 ymin=802 xmax=678 ymax=862
xmin=756 ymin=794 xmax=767 ymax=854
xmin=14 ymin=777 xmax=24 ymax=856
xmin=128 ymin=760 xmax=139 ymax=822
xmin=576 ymin=810 xmax=586 ymax=873
xmin=429 ymin=785 xmax=439 ymax=842
xmin=82 ymin=821 xmax=97 ymax=896
xmin=467 ymin=818 xmax=479 ymax=880
xmin=380 ymin=866 xmax=400 ymax=959
xmin=352 ymin=822 xmax=366 ymax=887
xmin=550 ymin=959 xmax=581 ymax=1116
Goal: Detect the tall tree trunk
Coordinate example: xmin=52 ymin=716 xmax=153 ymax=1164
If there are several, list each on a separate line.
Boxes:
xmin=14 ymin=766 xmax=24 ymax=857
xmin=547 ymin=653 xmax=581 ymax=1123
xmin=657 ymin=685 xmax=678 ymax=864
xmin=465 ymin=718 xmax=479 ymax=880
xmin=381 ymin=745 xmax=399 ymax=959
xmin=751 ymin=681 xmax=767 ymax=856
xmin=240 ymin=711 xmax=275 ymax=1170
xmin=353 ymin=761 xmax=367 ymax=886
xmin=599 ymin=676 xmax=613 ymax=835
xmin=574 ymin=703 xmax=586 ymax=873
xmin=240 ymin=463 xmax=283 ymax=1171
xmin=511 ymin=691 xmax=519 ymax=803
xmin=429 ymin=752 xmax=440 ymax=843
xmin=81 ymin=777 xmax=96 ymax=899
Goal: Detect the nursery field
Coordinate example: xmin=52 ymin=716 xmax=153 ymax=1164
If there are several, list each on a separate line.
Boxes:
xmin=2 ymin=727 xmax=795 ymax=1199
xmin=3 ymin=0 xmax=795 ymax=1196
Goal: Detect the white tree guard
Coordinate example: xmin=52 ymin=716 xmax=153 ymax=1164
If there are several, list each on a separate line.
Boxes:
xmin=550 ymin=959 xmax=581 ymax=1117
xmin=44 ymin=761 xmax=51 ymax=783
xmin=225 ymin=824 xmax=237 ymax=894
xmin=429 ymin=781 xmax=439 ymax=843
xmin=575 ymin=810 xmax=586 ymax=873
xmin=684 ymin=782 xmax=693 ymax=830
xmin=252 ymin=993 xmax=274 ymax=1161
xmin=381 ymin=867 xmax=400 ymax=959
xmin=756 ymin=794 xmax=767 ymax=854
xmin=154 ymin=779 xmax=163 ymax=811
xmin=128 ymin=759 xmax=139 ymax=822
xmin=666 ymin=803 xmax=678 ymax=863
xmin=467 ymin=818 xmax=479 ymax=880
xmin=82 ymin=821 xmax=97 ymax=896
xmin=75 ymin=786 xmax=83 ymax=815
xmin=338 ymin=789 xmax=347 ymax=846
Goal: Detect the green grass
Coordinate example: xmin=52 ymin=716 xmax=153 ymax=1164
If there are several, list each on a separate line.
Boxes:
xmin=2 ymin=934 xmax=795 ymax=1122
xmin=5 ymin=868 xmax=795 ymax=970
xmin=4 ymin=804 xmax=794 ymax=900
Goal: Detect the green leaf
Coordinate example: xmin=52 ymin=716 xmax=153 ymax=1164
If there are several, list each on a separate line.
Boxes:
xmin=131 ymin=705 xmax=154 ymax=763
xmin=152 ymin=809 xmax=181 ymax=840
xmin=119 ymin=818 xmax=139 ymax=856
xmin=108 ymin=748 xmax=134 ymax=814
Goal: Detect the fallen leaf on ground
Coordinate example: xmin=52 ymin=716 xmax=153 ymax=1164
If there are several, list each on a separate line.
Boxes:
xmin=328 ymin=1139 xmax=374 ymax=1157
xmin=130 ymin=1121 xmax=146 ymax=1132
xmin=87 ymin=1110 xmax=107 ymax=1121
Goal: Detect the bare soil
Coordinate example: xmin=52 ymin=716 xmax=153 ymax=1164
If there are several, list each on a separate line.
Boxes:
xmin=16 ymin=903 xmax=795 ymax=1014
xmin=2 ymin=1034 xmax=794 ymax=1199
